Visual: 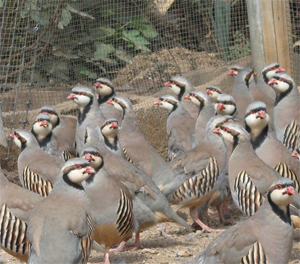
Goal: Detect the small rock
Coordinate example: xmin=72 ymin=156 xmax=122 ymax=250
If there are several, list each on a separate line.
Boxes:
xmin=141 ymin=248 xmax=159 ymax=254
xmin=293 ymin=243 xmax=300 ymax=250
xmin=176 ymin=250 xmax=193 ymax=257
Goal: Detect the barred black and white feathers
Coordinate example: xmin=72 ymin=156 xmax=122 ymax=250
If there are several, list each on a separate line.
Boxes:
xmin=190 ymin=177 xmax=295 ymax=264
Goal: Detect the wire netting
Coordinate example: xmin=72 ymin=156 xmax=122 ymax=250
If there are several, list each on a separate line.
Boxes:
xmin=0 ymin=0 xmax=298 ymax=170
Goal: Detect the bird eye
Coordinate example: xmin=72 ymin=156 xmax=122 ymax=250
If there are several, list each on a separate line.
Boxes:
xmin=37 ymin=119 xmax=40 ymax=122
xmin=278 ymin=78 xmax=284 ymax=82
xmin=94 ymin=152 xmax=99 ymax=157
xmin=223 ymin=127 xmax=229 ymax=132
xmin=271 ymin=67 xmax=276 ymax=70
xmin=50 ymin=111 xmax=54 ymax=115
xmin=276 ymin=184 xmax=283 ymax=190
xmin=213 ymin=89 xmax=217 ymax=92
xmin=226 ymin=101 xmax=231 ymax=105
xmin=78 ymin=92 xmax=84 ymax=95
xmin=74 ymin=164 xmax=82 ymax=169
xmin=15 ymin=133 xmax=20 ymax=138
xmin=172 ymin=81 xmax=178 ymax=85
xmin=105 ymin=121 xmax=109 ymax=126
xmin=250 ymin=110 xmax=255 ymax=114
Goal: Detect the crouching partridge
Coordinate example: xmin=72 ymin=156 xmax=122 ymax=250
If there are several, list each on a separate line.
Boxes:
xmin=190 ymin=177 xmax=296 ymax=264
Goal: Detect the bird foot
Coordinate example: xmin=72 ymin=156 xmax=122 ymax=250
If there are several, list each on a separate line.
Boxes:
xmin=108 ymin=241 xmax=125 ymax=254
xmin=159 ymin=229 xmax=172 ymax=238
xmin=201 ymin=227 xmax=225 ymax=233
xmin=123 ymin=244 xmax=144 ymax=251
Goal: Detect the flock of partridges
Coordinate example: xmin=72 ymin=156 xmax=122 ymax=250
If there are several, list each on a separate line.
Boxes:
xmin=0 ymin=62 xmax=299 ymax=263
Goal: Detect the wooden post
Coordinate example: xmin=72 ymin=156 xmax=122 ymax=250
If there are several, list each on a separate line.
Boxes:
xmin=246 ymin=0 xmax=292 ymax=75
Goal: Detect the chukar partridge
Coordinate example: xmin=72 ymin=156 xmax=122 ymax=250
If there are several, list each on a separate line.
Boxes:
xmin=190 ymin=177 xmax=296 ymax=264
xmin=153 ymin=95 xmax=195 ymax=160
xmin=227 ymin=65 xmax=244 ymax=77
xmin=67 ymin=85 xmax=105 ymax=156
xmin=214 ymin=93 xmax=238 ymax=117
xmin=244 ymin=101 xmax=300 ymax=193
xmin=93 ymin=77 xmax=123 ymax=124
xmin=184 ymin=91 xmax=215 ymax=146
xmin=0 ymin=169 xmax=42 ymax=262
xmin=107 ymin=96 xmax=167 ymax=178
xmin=268 ymin=72 xmax=300 ymax=153
xmin=256 ymin=62 xmax=285 ymax=101
xmin=213 ymin=122 xmax=281 ymax=216
xmin=231 ymin=67 xmax=255 ymax=119
xmin=81 ymin=147 xmax=135 ymax=263
xmin=32 ymin=113 xmax=70 ymax=160
xmin=83 ymin=122 xmax=192 ymax=248
xmin=39 ymin=105 xmax=76 ymax=155
xmin=153 ymin=115 xmax=233 ymax=232
xmin=164 ymin=76 xmax=199 ymax=119
xmin=27 ymin=158 xmax=95 ymax=264
xmin=205 ymin=85 xmax=223 ymax=104
xmin=10 ymin=129 xmax=64 ymax=197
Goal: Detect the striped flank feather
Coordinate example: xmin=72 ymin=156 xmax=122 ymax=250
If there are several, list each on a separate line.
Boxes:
xmin=234 ymin=171 xmax=264 ymax=216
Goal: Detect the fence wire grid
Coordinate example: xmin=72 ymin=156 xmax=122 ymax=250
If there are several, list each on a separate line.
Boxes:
xmin=0 ymin=0 xmax=298 ymax=169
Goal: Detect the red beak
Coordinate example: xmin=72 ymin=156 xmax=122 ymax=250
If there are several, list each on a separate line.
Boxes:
xmin=257 ymin=110 xmax=266 ymax=119
xmin=183 ymin=94 xmax=191 ymax=100
xmin=206 ymin=90 xmax=212 ymax=95
xmin=268 ymin=78 xmax=277 ymax=85
xmin=40 ymin=120 xmax=49 ymax=127
xmin=164 ymin=81 xmax=171 ymax=87
xmin=9 ymin=133 xmax=14 ymax=139
xmin=276 ymin=66 xmax=285 ymax=73
xmin=106 ymin=99 xmax=113 ymax=105
xmin=67 ymin=93 xmax=76 ymax=100
xmin=212 ymin=127 xmax=221 ymax=134
xmin=85 ymin=166 xmax=96 ymax=174
xmin=94 ymin=82 xmax=102 ymax=88
xmin=284 ymin=186 xmax=295 ymax=196
xmin=153 ymin=100 xmax=162 ymax=106
xmin=227 ymin=70 xmax=235 ymax=76
xmin=217 ymin=103 xmax=225 ymax=110
xmin=110 ymin=122 xmax=118 ymax=129
xmin=291 ymin=151 xmax=299 ymax=159
xmin=84 ymin=153 xmax=93 ymax=162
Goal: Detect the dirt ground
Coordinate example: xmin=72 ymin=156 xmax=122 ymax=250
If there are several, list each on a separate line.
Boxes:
xmin=0 ymin=203 xmax=299 ymax=264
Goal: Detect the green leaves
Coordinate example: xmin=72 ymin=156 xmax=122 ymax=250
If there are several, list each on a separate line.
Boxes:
xmin=58 ymin=9 xmax=72 ymax=29
xmin=93 ymin=42 xmax=115 ymax=60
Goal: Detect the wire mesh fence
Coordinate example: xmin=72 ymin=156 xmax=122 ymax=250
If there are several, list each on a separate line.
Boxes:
xmin=0 ymin=0 xmax=298 ymax=170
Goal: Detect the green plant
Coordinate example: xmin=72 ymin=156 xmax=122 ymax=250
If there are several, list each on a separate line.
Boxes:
xmin=227 ymin=30 xmax=251 ymax=61
xmin=19 ymin=0 xmax=158 ymax=82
